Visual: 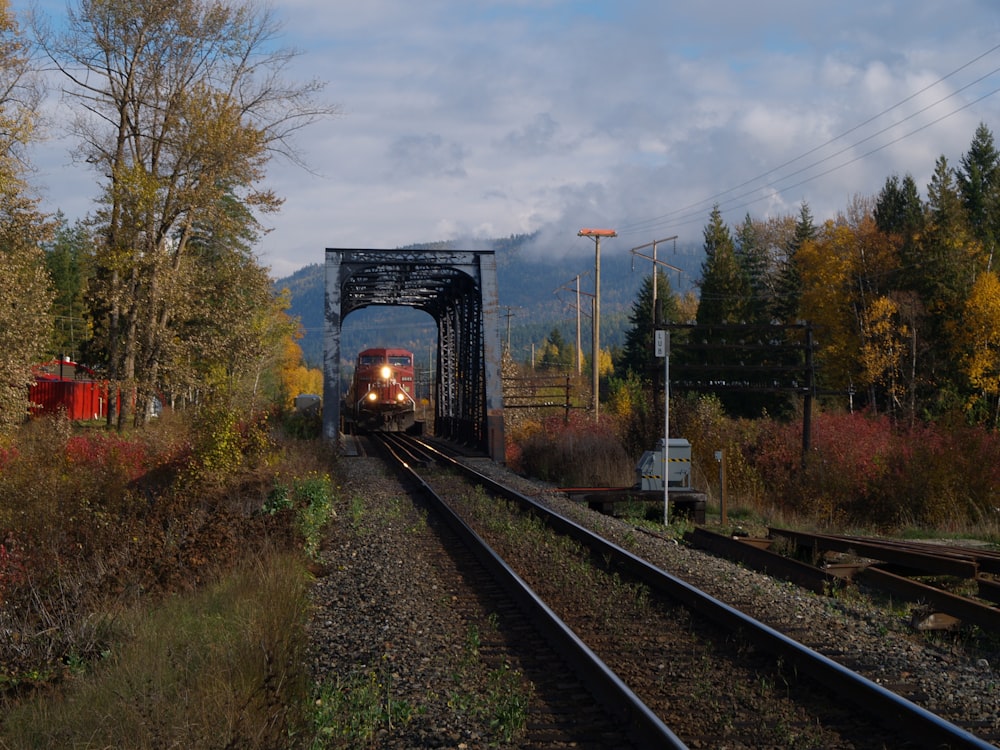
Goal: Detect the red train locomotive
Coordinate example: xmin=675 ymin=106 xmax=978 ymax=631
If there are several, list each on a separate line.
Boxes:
xmin=350 ymin=347 xmax=417 ymax=432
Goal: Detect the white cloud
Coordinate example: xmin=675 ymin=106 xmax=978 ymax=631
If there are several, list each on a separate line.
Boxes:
xmin=21 ymin=0 xmax=1000 ymax=276
xmin=386 ymin=134 xmax=468 ymax=179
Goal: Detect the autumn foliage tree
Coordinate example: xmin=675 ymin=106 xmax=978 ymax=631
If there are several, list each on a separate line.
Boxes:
xmin=0 ymin=241 xmax=51 ymax=433
xmin=274 ymin=331 xmax=323 ymax=408
xmin=38 ymin=0 xmax=333 ymax=426
xmin=674 ymin=122 xmax=1000 ymax=427
xmin=0 ymin=2 xmax=51 ymax=433
xmin=796 ymin=199 xmax=903 ymax=411
xmin=961 ymin=272 xmax=1000 ymax=426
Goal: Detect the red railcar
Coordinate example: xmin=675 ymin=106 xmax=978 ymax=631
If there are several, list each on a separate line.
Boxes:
xmin=350 ymin=347 xmax=417 ymax=432
xmin=29 ymin=359 xmax=108 ymax=421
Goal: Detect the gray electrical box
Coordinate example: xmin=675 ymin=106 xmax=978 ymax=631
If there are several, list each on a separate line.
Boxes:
xmin=636 ymin=438 xmax=692 ymax=491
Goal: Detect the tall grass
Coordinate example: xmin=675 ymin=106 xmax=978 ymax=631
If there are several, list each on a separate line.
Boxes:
xmin=0 ymin=408 xmax=339 ymax=747
xmin=0 ymin=552 xmax=312 ymax=749
xmin=514 ymin=411 xmax=634 ymax=487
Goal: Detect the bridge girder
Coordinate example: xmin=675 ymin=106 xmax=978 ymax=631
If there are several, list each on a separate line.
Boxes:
xmin=322 ymin=248 xmax=505 ymax=462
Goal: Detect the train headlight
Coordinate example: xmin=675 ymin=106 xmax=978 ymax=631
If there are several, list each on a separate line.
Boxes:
xmin=396 ymin=393 xmax=406 ymax=402
xmin=380 ymin=365 xmax=392 ymax=380
xmin=367 ymin=391 xmax=378 ymax=402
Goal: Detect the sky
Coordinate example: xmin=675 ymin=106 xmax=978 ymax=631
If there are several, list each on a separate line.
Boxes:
xmin=23 ymin=0 xmax=1000 ymax=279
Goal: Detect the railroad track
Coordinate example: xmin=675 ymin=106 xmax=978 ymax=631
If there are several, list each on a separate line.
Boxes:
xmin=372 ymin=431 xmax=996 ymax=749
xmin=371 ymin=431 xmax=678 ymax=748
xmin=687 ymin=526 xmax=1000 ymax=631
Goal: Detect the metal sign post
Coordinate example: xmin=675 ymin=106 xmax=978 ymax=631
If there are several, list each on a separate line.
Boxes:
xmin=655 ymin=330 xmax=670 ymax=525
xmin=715 ymin=450 xmax=728 ymax=525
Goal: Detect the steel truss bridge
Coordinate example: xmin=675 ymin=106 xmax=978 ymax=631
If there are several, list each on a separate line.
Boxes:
xmin=322 ymin=248 xmax=505 ymax=462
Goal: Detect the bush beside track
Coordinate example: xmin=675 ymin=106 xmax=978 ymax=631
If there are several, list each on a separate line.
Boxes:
xmin=0 ymin=409 xmax=336 ymax=748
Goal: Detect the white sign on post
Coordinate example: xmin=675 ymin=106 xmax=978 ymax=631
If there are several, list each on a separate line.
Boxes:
xmin=654 ymin=329 xmax=670 ymax=524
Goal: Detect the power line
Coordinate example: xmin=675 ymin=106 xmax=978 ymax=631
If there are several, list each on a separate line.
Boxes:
xmin=745 ymin=84 xmax=1000 ymax=210
xmin=635 ymin=79 xmax=1000 ymax=239
xmin=617 ymin=42 xmax=1000 ymax=239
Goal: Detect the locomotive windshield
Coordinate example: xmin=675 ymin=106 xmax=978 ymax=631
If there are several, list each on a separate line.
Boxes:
xmin=359 ymin=354 xmax=411 ymax=367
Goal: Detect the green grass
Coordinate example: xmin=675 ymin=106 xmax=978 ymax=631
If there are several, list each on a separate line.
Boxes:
xmin=309 ymin=664 xmax=417 ymax=749
xmin=484 ymin=661 xmax=530 ymax=743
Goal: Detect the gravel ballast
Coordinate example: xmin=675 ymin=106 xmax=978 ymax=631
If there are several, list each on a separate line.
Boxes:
xmin=308 ymin=454 xmax=1000 ymax=748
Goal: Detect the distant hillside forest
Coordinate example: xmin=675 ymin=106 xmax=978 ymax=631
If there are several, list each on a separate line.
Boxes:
xmin=276 ymin=234 xmax=704 ymax=379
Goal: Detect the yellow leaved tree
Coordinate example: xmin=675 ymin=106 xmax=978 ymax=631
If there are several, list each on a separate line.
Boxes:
xmin=961 ymin=271 xmax=1000 ymax=425
xmin=859 ymin=296 xmax=908 ymax=412
xmin=796 ymin=221 xmax=857 ymax=390
xmin=279 ymin=335 xmax=323 ymax=407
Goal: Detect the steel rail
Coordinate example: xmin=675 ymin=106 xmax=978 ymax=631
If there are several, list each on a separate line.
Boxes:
xmin=768 ymin=528 xmax=980 ymax=578
xmin=777 ymin=532 xmax=1000 ymax=630
xmin=372 ymin=433 xmax=688 ymax=749
xmin=405 ymin=435 xmax=996 ymax=750
xmin=684 ymin=526 xmax=845 ymax=594
xmin=826 ymin=533 xmax=1000 ymax=576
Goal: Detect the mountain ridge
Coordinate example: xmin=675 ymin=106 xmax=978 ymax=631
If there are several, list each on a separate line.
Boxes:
xmin=275 ymin=235 xmax=703 ymax=369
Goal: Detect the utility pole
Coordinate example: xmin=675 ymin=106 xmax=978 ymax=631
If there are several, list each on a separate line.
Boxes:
xmin=501 ymin=306 xmax=518 ymax=354
xmin=576 ymin=275 xmax=582 ymax=376
xmin=578 ymin=228 xmax=616 ymax=421
xmin=630 ymin=235 xmax=679 ymax=326
xmin=632 ymin=235 xmax=681 ymax=426
xmin=555 ymin=274 xmax=591 ymax=377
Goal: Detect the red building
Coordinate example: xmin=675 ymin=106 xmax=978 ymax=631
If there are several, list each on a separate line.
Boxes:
xmin=29 ymin=359 xmax=108 ymax=421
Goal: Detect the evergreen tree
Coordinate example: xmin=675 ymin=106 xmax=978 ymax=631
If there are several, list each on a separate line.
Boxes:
xmin=618 ymin=269 xmax=679 ymax=379
xmin=734 ymin=213 xmax=772 ymax=326
xmin=957 ymin=122 xmax=1000 ymax=257
xmin=874 ymin=174 xmax=927 ymax=422
xmin=912 ymin=155 xmax=984 ymax=415
xmin=875 ymin=173 xmax=925 ymax=292
xmin=539 ymin=327 xmax=573 ymax=370
xmin=44 ymin=214 xmax=94 ymax=361
xmin=925 ymin=155 xmax=979 ymax=309
xmin=696 ymin=205 xmax=748 ymax=325
xmin=771 ymin=202 xmax=815 ymax=324
xmin=692 ymin=207 xmax=788 ymax=417
xmin=874 ymin=173 xmax=924 ymax=237
xmin=610 ymin=269 xmax=681 ymax=453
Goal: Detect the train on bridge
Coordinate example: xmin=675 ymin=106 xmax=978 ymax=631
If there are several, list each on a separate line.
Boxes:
xmin=346 ymin=347 xmax=418 ymax=432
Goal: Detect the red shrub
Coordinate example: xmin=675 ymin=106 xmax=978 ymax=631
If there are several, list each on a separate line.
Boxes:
xmin=747 ymin=410 xmax=1000 ymax=530
xmin=746 ymin=411 xmax=897 ymax=525
xmin=750 ymin=419 xmax=801 ymax=487
xmin=809 ymin=411 xmax=895 ymax=486
xmin=516 ymin=411 xmax=633 ymax=487
xmin=65 ymin=434 xmax=149 ymax=483
xmin=878 ymin=421 xmax=1000 ymax=528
